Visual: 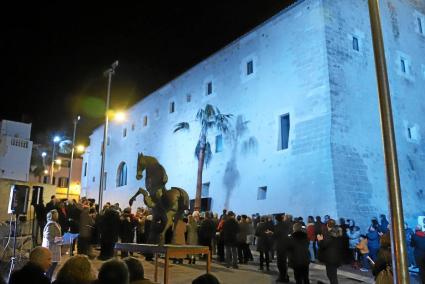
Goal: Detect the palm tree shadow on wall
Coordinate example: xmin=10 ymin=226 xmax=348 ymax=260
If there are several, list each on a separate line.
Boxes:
xmin=223 ymin=115 xmax=258 ymax=209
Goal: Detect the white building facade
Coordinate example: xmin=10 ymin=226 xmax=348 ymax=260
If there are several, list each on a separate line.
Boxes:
xmin=82 ymin=0 xmax=425 ymax=229
xmin=0 ymin=120 xmax=33 ymax=182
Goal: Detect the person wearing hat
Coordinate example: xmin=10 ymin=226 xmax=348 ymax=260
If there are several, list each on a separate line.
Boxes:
xmin=222 ymin=211 xmax=239 ymax=268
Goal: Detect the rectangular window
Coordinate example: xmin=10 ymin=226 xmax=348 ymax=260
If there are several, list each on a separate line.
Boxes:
xmin=408 ymin=127 xmax=412 ymax=139
xmin=143 ymin=115 xmax=148 ymax=126
xmin=247 ymin=60 xmax=254 ymax=75
xmin=206 ymin=82 xmax=213 ymax=95
xmin=43 ymin=176 xmax=49 ymax=184
xmin=103 ymin=172 xmax=107 ymax=191
xmin=279 ymin=114 xmax=290 ymax=150
xmin=186 ymin=94 xmax=191 ymax=103
xmin=58 ymin=177 xmax=69 ymax=188
xmin=92 ymin=176 xmax=96 ymax=182
xmin=84 ymin=162 xmax=87 ymax=177
xmin=352 ymin=36 xmax=359 ymax=51
xmin=107 ymin=136 xmax=110 ymax=146
xmin=202 ymin=182 xmax=210 ymax=197
xmin=215 ymin=135 xmax=223 ymax=153
xmin=155 ymin=109 xmax=159 ymax=118
xmin=131 ymin=123 xmax=135 ymax=131
xmin=52 ymin=176 xmax=56 ymax=185
xmin=418 ymin=17 xmax=423 ymax=34
xmin=123 ymin=128 xmax=127 ymax=137
xmin=401 ymin=58 xmax=406 ymax=73
xmin=257 ymin=186 xmax=267 ymax=200
xmin=169 ymin=102 xmax=175 ymax=113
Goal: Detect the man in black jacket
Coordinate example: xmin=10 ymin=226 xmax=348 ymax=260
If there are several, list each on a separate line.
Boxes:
xmin=222 ymin=211 xmax=239 ymax=268
xmin=317 ymin=219 xmax=343 ymax=284
xmin=98 ymin=206 xmax=121 ymax=260
xmin=274 ymin=214 xmax=290 ymax=282
xmin=9 ymin=246 xmax=52 ymax=284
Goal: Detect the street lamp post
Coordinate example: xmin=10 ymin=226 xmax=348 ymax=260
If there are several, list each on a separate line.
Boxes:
xmin=50 ymin=136 xmax=61 ymax=184
xmin=67 ymin=116 xmax=80 ymax=199
xmin=98 ymin=60 xmax=119 ymax=210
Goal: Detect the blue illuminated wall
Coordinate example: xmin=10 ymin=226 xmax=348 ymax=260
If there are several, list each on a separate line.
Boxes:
xmin=82 ymin=0 xmax=425 ymax=230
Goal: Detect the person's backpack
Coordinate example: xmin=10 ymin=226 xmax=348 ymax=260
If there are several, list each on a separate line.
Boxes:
xmin=375 ymin=265 xmax=393 ymax=284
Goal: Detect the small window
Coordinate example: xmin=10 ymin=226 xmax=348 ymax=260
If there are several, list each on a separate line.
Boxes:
xmin=206 ymin=82 xmax=213 ymax=95
xmin=257 ymin=186 xmax=267 ymax=200
xmin=169 ymin=102 xmax=175 ymax=113
xmin=117 ymin=162 xmax=127 ymax=187
xmin=247 ymin=60 xmax=254 ymax=75
xmin=186 ymin=94 xmax=192 ymax=103
xmin=418 ymin=17 xmax=423 ymax=35
xmin=143 ymin=115 xmax=148 ymax=127
xmin=52 ymin=176 xmax=56 ymax=185
xmin=279 ymin=114 xmax=290 ymax=150
xmin=155 ymin=109 xmax=159 ymax=118
xmin=407 ymin=124 xmax=420 ymax=142
xmin=401 ymin=58 xmax=406 ymax=73
xmin=58 ymin=177 xmax=69 ymax=188
xmin=43 ymin=176 xmax=49 ymax=184
xmin=103 ymin=172 xmax=107 ymax=191
xmin=92 ymin=176 xmax=95 ymax=182
xmin=83 ymin=162 xmax=87 ymax=177
xmin=202 ymin=182 xmax=210 ymax=197
xmin=215 ymin=135 xmax=223 ymax=153
xmin=131 ymin=123 xmax=135 ymax=131
xmin=107 ymin=136 xmax=110 ymax=146
xmin=352 ymin=36 xmax=359 ymax=51
xmin=123 ymin=128 xmax=127 ymax=137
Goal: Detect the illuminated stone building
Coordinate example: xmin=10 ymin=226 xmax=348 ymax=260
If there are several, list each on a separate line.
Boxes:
xmin=82 ymin=0 xmax=425 ymax=229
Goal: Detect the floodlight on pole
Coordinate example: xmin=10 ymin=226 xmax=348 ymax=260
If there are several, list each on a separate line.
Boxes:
xmin=67 ymin=115 xmax=80 ymax=199
xmin=98 ymin=60 xmax=119 ymax=210
xmin=50 ymin=136 xmax=61 ymax=184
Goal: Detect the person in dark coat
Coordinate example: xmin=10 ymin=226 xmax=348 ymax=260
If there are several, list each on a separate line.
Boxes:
xmin=255 ymin=216 xmax=274 ymax=271
xmin=199 ymin=212 xmax=216 ymax=259
xmin=120 ymin=207 xmax=137 ymax=258
xmin=379 ymin=214 xmax=389 ymax=234
xmin=45 ymin=196 xmax=58 ymax=217
xmin=9 ymin=246 xmax=52 ymax=284
xmin=274 ymin=214 xmax=290 ymax=282
xmin=98 ymin=206 xmax=121 ymax=260
xmin=237 ymin=215 xmax=251 ymax=264
xmin=411 ymin=225 xmax=425 ymax=283
xmin=288 ymin=223 xmax=310 ymax=284
xmin=317 ymin=219 xmax=343 ymax=284
xmin=34 ymin=202 xmax=46 ymax=245
xmin=67 ymin=200 xmax=81 ymax=256
xmin=57 ymin=202 xmax=69 ymax=235
xmin=221 ymin=211 xmax=239 ymax=268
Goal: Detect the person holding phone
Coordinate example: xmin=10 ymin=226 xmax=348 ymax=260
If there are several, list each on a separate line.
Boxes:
xmin=317 ymin=219 xmax=343 ymax=284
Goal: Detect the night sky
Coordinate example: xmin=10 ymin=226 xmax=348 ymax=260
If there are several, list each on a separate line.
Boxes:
xmin=1 ymin=1 xmax=295 ymax=146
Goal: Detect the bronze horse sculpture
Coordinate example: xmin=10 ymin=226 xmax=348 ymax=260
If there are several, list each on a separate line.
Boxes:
xmin=129 ymin=153 xmax=189 ymax=244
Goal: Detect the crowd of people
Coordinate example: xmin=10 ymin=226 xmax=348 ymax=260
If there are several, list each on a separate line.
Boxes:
xmin=5 ymin=195 xmax=425 ymax=284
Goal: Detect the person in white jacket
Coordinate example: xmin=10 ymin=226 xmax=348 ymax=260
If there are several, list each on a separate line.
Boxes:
xmin=42 ymin=209 xmax=62 ymax=279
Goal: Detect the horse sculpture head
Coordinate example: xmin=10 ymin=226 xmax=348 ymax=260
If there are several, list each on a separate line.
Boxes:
xmin=136 ymin=152 xmax=146 ymax=180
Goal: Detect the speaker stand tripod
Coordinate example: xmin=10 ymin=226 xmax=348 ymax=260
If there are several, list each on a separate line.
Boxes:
xmin=7 ymin=213 xmax=19 ymax=281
